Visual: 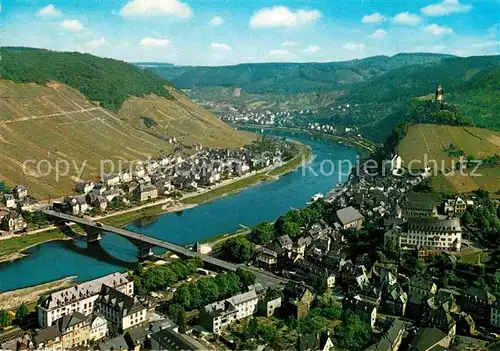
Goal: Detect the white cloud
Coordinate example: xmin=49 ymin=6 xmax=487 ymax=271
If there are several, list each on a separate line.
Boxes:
xmin=211 ymin=42 xmax=231 ymax=51
xmin=301 ymin=45 xmax=320 ymax=53
xmin=343 ymin=42 xmax=365 ymax=51
xmin=140 ymin=37 xmax=171 ymax=47
xmin=85 ymin=37 xmax=107 ymax=50
xmin=370 ymin=29 xmax=387 ymax=39
xmin=421 ymin=0 xmax=472 ymax=16
xmin=282 ymin=41 xmax=299 ymax=47
xmin=424 ymin=24 xmax=453 ymax=36
xmin=60 ymin=19 xmax=84 ymax=32
xmin=250 ymin=6 xmax=322 ymax=28
xmin=268 ymin=49 xmax=295 ymax=60
xmin=120 ymin=0 xmax=192 ymax=18
xmin=210 ymin=16 xmax=224 ymax=26
xmin=361 ymin=12 xmax=386 ymax=24
xmin=392 ymin=12 xmax=422 ymax=26
xmin=37 ymin=4 xmax=62 ymax=17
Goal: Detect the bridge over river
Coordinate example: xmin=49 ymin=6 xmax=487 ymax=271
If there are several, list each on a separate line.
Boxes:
xmin=41 ymin=209 xmax=287 ymax=287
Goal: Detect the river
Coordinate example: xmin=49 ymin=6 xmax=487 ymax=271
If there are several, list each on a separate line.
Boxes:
xmin=0 ymin=129 xmax=359 ymax=292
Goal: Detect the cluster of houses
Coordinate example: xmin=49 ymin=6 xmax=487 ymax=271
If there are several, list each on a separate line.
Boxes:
xmin=52 ymin=146 xmax=285 ymax=216
xmin=224 ymin=160 xmax=496 ymax=349
xmin=2 ymin=272 xmax=203 ymax=351
xmin=0 ymin=185 xmax=32 ymax=234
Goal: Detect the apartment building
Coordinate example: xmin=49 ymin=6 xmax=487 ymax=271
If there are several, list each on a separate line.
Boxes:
xmin=34 ymin=312 xmax=90 ymax=351
xmin=385 ymin=218 xmax=462 ymax=252
xmin=200 ymin=290 xmax=259 ymax=334
xmin=38 ymin=273 xmax=133 ymax=328
xmin=95 ymin=285 xmax=147 ymax=332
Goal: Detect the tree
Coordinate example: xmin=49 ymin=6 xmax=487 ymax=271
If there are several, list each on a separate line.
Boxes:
xmin=462 ymin=211 xmax=473 ymax=226
xmin=0 ymin=310 xmax=11 ymax=328
xmin=335 ymin=312 xmax=372 ymax=350
xmin=222 ymin=237 xmax=255 ymax=263
xmin=236 ymin=268 xmax=255 ymax=288
xmin=281 ymin=220 xmax=301 ymax=238
xmin=14 ymin=304 xmax=29 ymax=325
xmin=250 ymin=222 xmax=276 ymax=244
xmin=174 ymin=285 xmax=192 ymax=310
xmin=314 ymin=274 xmax=328 ymax=295
xmin=167 ymin=304 xmax=186 ymax=333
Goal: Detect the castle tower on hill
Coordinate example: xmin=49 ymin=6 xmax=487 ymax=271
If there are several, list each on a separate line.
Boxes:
xmin=435 ymin=84 xmax=445 ymax=102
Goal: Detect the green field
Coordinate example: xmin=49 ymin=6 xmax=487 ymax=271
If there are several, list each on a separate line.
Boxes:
xmin=0 ymin=230 xmax=66 ymax=261
xmin=0 ymin=80 xmax=253 ymax=199
xmin=397 ymin=124 xmax=500 ymax=170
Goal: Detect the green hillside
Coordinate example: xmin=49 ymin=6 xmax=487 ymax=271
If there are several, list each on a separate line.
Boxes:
xmin=1 ymin=47 xmax=173 ymax=111
xmin=147 ymin=53 xmax=451 ymax=94
xmin=0 ymin=48 xmax=253 ymax=198
xmin=336 ymin=55 xmax=500 ymax=140
xmin=396 ymin=124 xmax=500 ymax=195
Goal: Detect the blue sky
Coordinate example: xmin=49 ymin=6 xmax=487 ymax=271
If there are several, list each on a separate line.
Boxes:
xmin=3 ymin=0 xmax=499 ymax=65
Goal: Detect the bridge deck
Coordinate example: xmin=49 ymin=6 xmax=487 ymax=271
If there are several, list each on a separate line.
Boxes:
xmin=42 ymin=209 xmax=287 ymax=286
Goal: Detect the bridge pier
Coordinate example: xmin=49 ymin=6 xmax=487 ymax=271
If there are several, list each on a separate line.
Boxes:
xmin=80 ymin=225 xmax=103 ymax=243
xmin=137 ymin=245 xmax=154 ymax=260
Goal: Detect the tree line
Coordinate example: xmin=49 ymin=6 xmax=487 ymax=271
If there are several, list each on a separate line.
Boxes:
xmin=0 ymin=47 xmax=174 ymax=112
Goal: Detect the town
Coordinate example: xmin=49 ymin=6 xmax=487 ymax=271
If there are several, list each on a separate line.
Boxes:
xmin=0 ymin=136 xmax=295 ymax=235
xmin=1 ymin=1 xmax=499 ymax=350
xmin=1 ymin=143 xmax=499 ymax=351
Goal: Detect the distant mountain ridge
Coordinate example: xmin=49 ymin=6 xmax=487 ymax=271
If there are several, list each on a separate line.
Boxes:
xmin=147 ymin=53 xmax=454 ymax=94
xmin=146 ymin=53 xmax=499 ymax=142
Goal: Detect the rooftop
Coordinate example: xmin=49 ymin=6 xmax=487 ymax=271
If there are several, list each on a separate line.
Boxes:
xmin=336 ymin=206 xmax=364 ymax=226
xmin=40 ymin=272 xmax=130 ymax=310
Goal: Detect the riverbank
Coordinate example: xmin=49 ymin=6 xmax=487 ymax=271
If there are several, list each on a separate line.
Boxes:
xmin=0 ymin=230 xmax=68 ymax=263
xmin=0 ymin=276 xmax=76 ymax=310
xmin=183 ymin=142 xmax=312 ymax=205
xmin=234 ymin=124 xmax=376 ymax=159
xmin=0 ymin=140 xmax=311 ymax=263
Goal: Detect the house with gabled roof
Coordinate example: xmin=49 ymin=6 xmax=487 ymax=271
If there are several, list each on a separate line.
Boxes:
xmin=34 ymin=312 xmax=90 ymax=350
xmin=95 ymin=285 xmax=147 ymax=332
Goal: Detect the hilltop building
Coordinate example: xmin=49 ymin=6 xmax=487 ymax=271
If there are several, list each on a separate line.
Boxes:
xmin=435 ymin=84 xmax=445 ymax=103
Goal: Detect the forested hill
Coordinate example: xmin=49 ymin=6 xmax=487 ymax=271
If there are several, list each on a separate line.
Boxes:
xmin=146 ymin=53 xmax=452 ymax=94
xmin=335 ymin=55 xmax=500 ymax=140
xmin=0 ymin=47 xmax=174 ymax=111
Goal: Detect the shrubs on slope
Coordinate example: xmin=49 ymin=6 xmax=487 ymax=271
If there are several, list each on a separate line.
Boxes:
xmin=0 ymin=47 xmax=174 ymax=111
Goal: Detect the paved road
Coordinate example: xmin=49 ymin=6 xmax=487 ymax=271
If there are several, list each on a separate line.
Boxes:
xmin=41 ymin=209 xmax=288 ymax=287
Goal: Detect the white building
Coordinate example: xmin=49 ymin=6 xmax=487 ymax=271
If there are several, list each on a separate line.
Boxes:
xmin=385 ymin=218 xmax=462 ymax=251
xmin=38 ymin=273 xmax=133 ymax=328
xmin=3 ymin=194 xmax=16 ymax=209
xmin=95 ymin=285 xmax=147 ymax=332
xmin=89 ymin=313 xmax=108 ymax=342
xmin=200 ymin=290 xmax=259 ymax=334
xmin=75 ymin=182 xmax=95 ymax=195
xmin=103 ymin=174 xmax=121 ymax=187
